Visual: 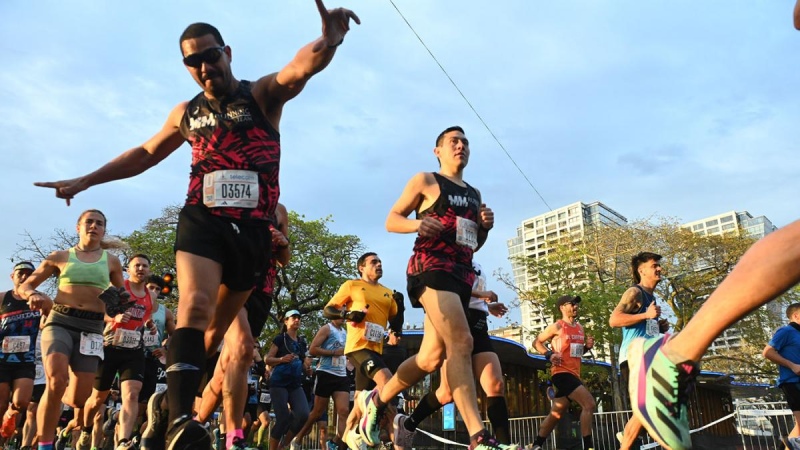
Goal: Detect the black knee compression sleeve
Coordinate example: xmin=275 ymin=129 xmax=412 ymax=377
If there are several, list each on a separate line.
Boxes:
xmin=166 ymin=328 xmax=206 ymax=422
xmin=486 ymin=396 xmax=510 ymax=444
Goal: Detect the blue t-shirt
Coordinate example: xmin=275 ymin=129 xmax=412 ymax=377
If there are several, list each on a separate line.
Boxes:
xmin=768 ymin=325 xmax=800 ymax=385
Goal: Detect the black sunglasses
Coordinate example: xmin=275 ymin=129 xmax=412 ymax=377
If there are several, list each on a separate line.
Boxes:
xmin=183 ymin=46 xmax=225 ymax=68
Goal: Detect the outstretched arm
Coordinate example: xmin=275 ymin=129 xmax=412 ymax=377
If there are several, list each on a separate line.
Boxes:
xmin=35 ymin=102 xmax=187 ymax=205
xmin=253 ymin=0 xmax=360 ymax=123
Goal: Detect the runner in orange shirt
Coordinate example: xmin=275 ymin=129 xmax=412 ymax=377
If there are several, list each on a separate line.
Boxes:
xmin=531 ymin=295 xmax=596 ymax=450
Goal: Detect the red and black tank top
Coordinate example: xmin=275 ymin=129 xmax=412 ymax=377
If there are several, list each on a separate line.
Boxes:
xmin=406 ymin=172 xmax=481 ymax=286
xmin=179 ymin=80 xmax=281 ymax=223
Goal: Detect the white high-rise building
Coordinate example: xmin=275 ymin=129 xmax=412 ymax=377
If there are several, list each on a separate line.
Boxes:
xmin=681 ymin=210 xmax=778 ymax=353
xmin=506 ymin=201 xmax=627 ymax=349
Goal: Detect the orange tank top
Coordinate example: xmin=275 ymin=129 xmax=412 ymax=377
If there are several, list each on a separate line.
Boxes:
xmin=551 ymin=319 xmax=585 ymax=378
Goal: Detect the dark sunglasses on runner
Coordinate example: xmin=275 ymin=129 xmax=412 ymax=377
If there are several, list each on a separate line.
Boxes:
xmin=183 ymin=46 xmax=225 ymax=68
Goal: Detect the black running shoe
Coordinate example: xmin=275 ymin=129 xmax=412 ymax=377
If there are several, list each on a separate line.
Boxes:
xmin=141 ymin=391 xmax=168 ymax=450
xmin=165 ymin=416 xmax=212 ymax=450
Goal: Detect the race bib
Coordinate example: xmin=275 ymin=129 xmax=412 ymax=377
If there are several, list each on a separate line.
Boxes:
xmin=645 ymin=319 xmax=659 ymax=337
xmin=155 ymin=383 xmax=167 ymax=394
xmin=455 ymin=217 xmax=479 ymax=250
xmin=570 ymin=343 xmax=584 ymax=358
xmin=332 ymin=355 xmax=345 ymax=368
xmin=35 ymin=364 xmax=45 ymax=382
xmin=79 ymin=333 xmax=104 ymax=358
xmin=2 ymin=336 xmax=30 ymax=354
xmin=143 ymin=332 xmax=160 ymax=348
xmin=203 ymin=170 xmax=259 ymax=208
xmin=112 ymin=329 xmax=141 ymax=349
xmin=260 ymin=392 xmax=271 ymax=404
xmin=365 ymin=322 xmax=384 ymax=343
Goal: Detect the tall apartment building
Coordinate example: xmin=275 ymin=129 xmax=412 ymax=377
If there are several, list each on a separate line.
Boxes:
xmin=506 ymin=201 xmax=627 ymax=349
xmin=681 ymin=210 xmax=778 ymax=353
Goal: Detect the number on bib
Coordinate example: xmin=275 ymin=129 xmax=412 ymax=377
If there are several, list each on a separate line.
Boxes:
xmin=143 ymin=332 xmax=160 ymax=348
xmin=456 ymin=217 xmax=479 ymax=250
xmin=260 ymin=393 xmax=271 ymax=404
xmin=645 ymin=319 xmax=659 ymax=337
xmin=569 ymin=343 xmax=584 ymax=358
xmin=203 ymin=170 xmax=259 ymax=208
xmin=365 ymin=322 xmax=384 ymax=343
xmin=155 ymin=383 xmax=167 ymax=394
xmin=79 ymin=333 xmax=104 ymax=358
xmin=112 ymin=329 xmax=141 ymax=349
xmin=2 ymin=336 xmax=30 ymax=354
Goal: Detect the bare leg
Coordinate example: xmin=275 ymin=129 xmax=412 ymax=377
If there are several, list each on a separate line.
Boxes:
xmin=667 ymin=220 xmax=800 ymax=361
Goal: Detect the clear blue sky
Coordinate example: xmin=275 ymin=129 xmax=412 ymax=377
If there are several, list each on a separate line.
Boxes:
xmin=2 ymin=1 xmax=799 ymax=328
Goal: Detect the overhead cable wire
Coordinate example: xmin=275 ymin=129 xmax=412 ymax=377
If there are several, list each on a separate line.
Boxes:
xmin=387 ymin=0 xmax=552 ymax=211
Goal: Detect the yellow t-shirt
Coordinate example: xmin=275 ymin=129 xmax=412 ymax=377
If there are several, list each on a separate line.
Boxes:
xmin=325 ymin=279 xmax=397 ymax=355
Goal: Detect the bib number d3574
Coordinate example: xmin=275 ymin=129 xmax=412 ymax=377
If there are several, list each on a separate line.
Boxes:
xmin=203 ymin=170 xmax=259 ymax=209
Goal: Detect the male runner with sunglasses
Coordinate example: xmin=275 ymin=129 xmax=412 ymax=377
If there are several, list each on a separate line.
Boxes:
xmin=35 ymin=3 xmax=359 ymax=449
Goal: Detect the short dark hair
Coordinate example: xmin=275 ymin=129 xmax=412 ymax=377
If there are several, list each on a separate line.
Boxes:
xmin=631 ymin=252 xmax=662 ymax=284
xmin=787 ymin=303 xmax=800 ymax=320
xmin=129 ymin=254 xmax=151 ymax=265
xmin=146 ymin=274 xmax=166 ymax=290
xmin=179 ymin=23 xmax=225 ymax=51
xmin=357 ymin=252 xmax=377 ymax=275
xmin=435 ymin=126 xmax=465 ymax=147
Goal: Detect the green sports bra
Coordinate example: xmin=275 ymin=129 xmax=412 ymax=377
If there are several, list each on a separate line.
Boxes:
xmin=58 ymin=248 xmax=111 ymax=290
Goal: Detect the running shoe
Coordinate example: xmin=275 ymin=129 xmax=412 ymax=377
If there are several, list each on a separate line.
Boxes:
xmin=358 ymin=389 xmax=381 ymax=446
xmin=391 ymin=414 xmax=415 ymax=450
xmin=75 ymin=430 xmax=93 ymax=450
xmin=469 ymin=433 xmax=521 ymax=450
xmin=0 ymin=409 xmax=18 ymax=438
xmin=326 ymin=439 xmax=340 ymax=450
xmin=116 ymin=438 xmax=137 ymax=450
xmin=54 ymin=427 xmax=72 ymax=450
xmin=627 ymin=334 xmax=697 ymax=450
xmin=165 ymin=416 xmax=212 ymax=450
xmin=344 ymin=429 xmax=369 ymax=450
xmin=289 ymin=437 xmax=301 ymax=450
xmin=229 ymin=437 xmax=258 ymax=450
xmin=141 ymin=391 xmax=168 ymax=450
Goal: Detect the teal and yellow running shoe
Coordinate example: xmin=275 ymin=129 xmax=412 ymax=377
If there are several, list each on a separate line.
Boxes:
xmin=627 ymin=334 xmax=698 ymax=450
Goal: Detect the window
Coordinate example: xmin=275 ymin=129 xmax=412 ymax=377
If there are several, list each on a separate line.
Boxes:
xmin=545 ymin=216 xmax=555 ymax=224
xmin=720 ymin=215 xmax=734 ymax=223
xmin=707 ymin=226 xmax=720 ymax=234
xmin=705 ymin=219 xmax=719 ymax=227
xmin=535 ymin=220 xmax=543 ymax=227
xmin=558 ymin=212 xmax=566 ymax=220
xmin=721 ymin=223 xmax=735 ymax=231
xmin=692 ymin=224 xmax=704 ymax=231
